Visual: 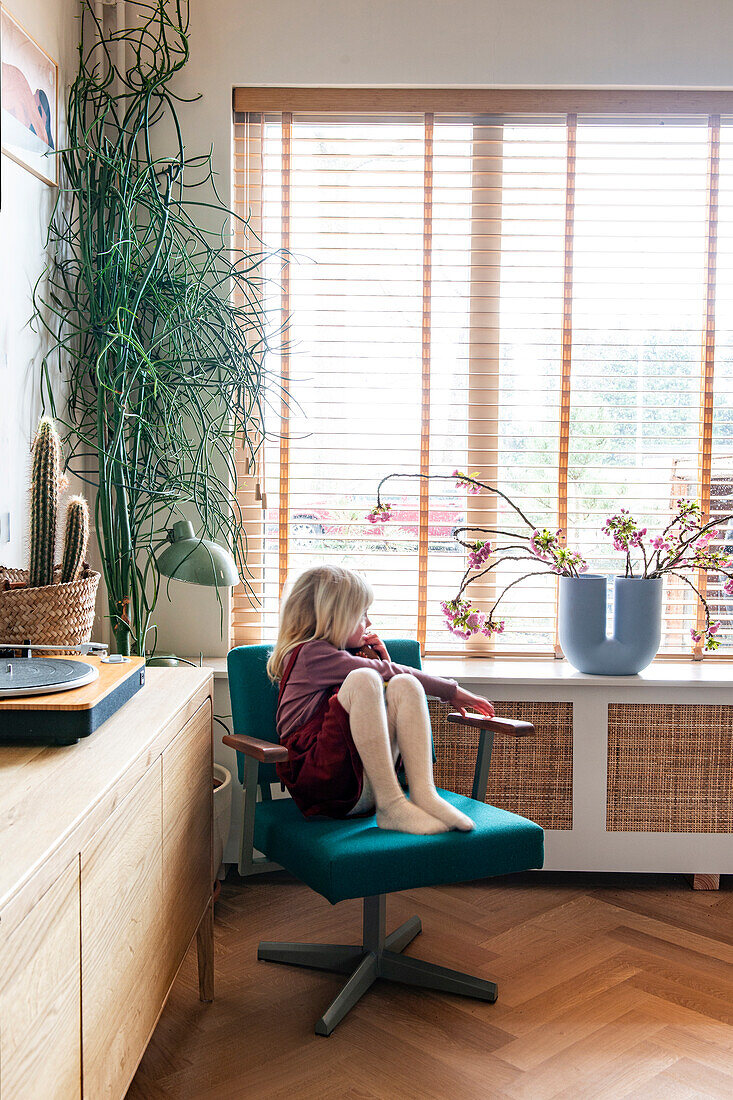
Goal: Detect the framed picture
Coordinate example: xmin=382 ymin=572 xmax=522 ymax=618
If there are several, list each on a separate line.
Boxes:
xmin=1 ymin=4 xmax=58 ymax=185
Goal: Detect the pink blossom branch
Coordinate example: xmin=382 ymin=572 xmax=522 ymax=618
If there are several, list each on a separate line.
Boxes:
xmin=489 ymin=572 xmax=550 ymax=618
xmin=452 ymin=525 xmax=532 ymax=547
xmin=375 ymin=472 xmax=537 ymax=530
xmin=371 ymin=470 xmax=731 ymax=647
xmin=669 ymin=570 xmax=715 ymax=642
xmin=652 ymin=512 xmax=733 ymax=577
xmin=456 ymin=553 xmax=554 ymax=599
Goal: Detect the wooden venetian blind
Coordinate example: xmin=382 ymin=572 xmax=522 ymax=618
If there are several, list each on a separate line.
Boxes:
xmin=232 ymin=102 xmax=733 ymax=659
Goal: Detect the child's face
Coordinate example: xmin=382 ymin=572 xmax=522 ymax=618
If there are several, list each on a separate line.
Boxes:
xmin=346 ymin=608 xmax=372 ymax=649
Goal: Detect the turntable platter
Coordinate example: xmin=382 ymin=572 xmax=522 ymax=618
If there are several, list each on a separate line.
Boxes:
xmin=0 ymin=658 xmax=99 ymax=698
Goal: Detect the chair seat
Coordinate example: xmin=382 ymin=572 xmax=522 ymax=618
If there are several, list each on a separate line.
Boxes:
xmin=254 ymin=789 xmax=544 ymax=904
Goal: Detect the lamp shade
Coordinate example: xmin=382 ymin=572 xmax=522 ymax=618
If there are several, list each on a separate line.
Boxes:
xmin=157 ymin=520 xmax=240 ymax=587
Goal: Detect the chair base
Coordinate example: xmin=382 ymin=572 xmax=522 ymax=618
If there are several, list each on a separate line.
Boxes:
xmin=257 ymin=895 xmax=498 ymax=1036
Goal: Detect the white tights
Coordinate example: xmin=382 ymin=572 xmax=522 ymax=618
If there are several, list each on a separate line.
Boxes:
xmin=337 ymin=670 xmax=474 ymax=834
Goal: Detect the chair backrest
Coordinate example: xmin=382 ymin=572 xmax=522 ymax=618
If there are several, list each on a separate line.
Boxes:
xmin=227 ymin=639 xmax=422 ymax=787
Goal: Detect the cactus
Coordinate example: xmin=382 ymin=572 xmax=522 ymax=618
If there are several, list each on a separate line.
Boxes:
xmin=60 ymin=496 xmax=89 ymax=583
xmin=28 ymin=417 xmax=61 ymax=588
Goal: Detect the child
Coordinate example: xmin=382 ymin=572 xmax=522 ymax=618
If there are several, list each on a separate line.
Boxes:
xmin=267 ymin=565 xmax=495 ymax=834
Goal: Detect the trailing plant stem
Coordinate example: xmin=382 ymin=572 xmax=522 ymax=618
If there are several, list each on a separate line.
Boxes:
xmin=35 ymin=0 xmax=277 ymax=654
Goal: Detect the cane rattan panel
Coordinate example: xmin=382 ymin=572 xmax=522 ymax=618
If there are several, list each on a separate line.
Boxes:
xmin=429 ymin=699 xmax=573 ymax=829
xmin=607 ymin=703 xmax=733 ymax=832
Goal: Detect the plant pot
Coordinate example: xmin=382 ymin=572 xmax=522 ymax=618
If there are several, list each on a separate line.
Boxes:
xmin=0 ymin=566 xmax=100 ymax=648
xmin=558 ymin=574 xmax=663 ymax=675
xmin=213 ymin=763 xmax=232 ymax=880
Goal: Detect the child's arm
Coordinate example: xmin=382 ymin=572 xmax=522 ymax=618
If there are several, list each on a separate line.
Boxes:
xmin=356 ymin=636 xmax=492 ymax=714
xmin=303 ymin=639 xmax=459 ymax=703
xmin=452 ymin=686 xmax=495 ymax=717
xmin=355 ymin=632 xmax=390 ymax=660
xmin=355 ymin=640 xmax=493 ymax=715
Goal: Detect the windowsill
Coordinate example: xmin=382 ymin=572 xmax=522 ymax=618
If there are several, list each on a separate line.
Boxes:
xmin=185 ymin=655 xmax=733 ymax=690
xmin=421 ymin=657 xmax=733 ymax=689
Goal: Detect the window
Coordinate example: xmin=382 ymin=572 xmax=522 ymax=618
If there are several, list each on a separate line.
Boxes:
xmin=232 ymin=92 xmax=733 ymax=658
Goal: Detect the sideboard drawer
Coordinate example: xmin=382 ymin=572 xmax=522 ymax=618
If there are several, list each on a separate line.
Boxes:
xmin=162 ymin=698 xmax=213 ymax=988
xmin=0 ymin=859 xmax=81 ymax=1099
xmin=81 ymin=761 xmax=165 ymax=1099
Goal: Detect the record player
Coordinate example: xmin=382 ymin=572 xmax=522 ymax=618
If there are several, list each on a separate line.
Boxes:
xmin=0 ymin=642 xmax=145 ymax=745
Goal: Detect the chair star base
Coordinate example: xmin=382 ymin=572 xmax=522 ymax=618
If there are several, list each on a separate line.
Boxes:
xmin=257 ymin=895 xmax=498 ymax=1036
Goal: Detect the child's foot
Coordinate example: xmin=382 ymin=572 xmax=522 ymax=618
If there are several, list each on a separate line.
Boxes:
xmin=376 ymin=798 xmax=449 ymax=835
xmin=410 ymin=791 xmax=475 ymax=832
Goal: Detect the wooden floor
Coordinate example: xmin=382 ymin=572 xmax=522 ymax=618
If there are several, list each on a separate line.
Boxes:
xmin=129 ymin=870 xmax=733 ymax=1099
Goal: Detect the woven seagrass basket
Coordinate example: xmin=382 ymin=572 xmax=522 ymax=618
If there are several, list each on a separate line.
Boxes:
xmin=0 ymin=566 xmax=100 ymax=647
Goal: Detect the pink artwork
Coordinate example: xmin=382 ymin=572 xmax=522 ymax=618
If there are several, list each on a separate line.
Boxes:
xmin=1 ymin=6 xmax=57 ymax=185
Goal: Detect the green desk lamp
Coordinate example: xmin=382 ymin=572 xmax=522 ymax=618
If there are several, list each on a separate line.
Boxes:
xmin=147 ymin=520 xmax=239 ymax=667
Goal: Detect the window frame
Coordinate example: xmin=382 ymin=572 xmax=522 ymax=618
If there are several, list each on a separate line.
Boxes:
xmin=231 ymin=89 xmax=733 ymax=660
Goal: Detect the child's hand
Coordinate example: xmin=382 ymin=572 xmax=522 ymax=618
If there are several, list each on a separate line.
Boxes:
xmin=452 ymin=687 xmax=495 ymax=719
xmin=362 ymin=632 xmax=390 ymax=660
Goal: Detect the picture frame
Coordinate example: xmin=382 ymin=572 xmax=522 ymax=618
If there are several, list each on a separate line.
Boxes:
xmin=0 ymin=4 xmax=58 ymax=186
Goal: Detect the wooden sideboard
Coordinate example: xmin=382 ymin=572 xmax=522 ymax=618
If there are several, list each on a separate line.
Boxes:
xmin=0 ymin=667 xmax=214 ymax=1100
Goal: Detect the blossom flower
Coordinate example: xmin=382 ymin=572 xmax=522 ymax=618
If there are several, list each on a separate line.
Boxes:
xmin=603 ymin=508 xmax=640 ymax=551
xmin=366 ymin=502 xmax=391 ymax=524
xmin=693 ymin=531 xmax=718 ymax=554
xmin=467 ymin=540 xmax=492 ymax=570
xmin=528 ymin=528 xmax=587 ymax=575
xmin=441 ymin=597 xmax=488 ymax=638
xmin=551 ymin=547 xmax=589 ymax=576
xmin=690 ymin=622 xmax=722 ymax=651
xmin=650 ymin=535 xmax=670 ymax=551
xmin=529 ymin=528 xmax=561 ymax=562
xmin=691 ymin=543 xmax=733 ymax=571
xmin=675 ymin=498 xmax=702 ymax=530
xmin=452 ymin=469 xmax=482 ymax=494
xmin=724 ymin=578 xmax=733 ymax=595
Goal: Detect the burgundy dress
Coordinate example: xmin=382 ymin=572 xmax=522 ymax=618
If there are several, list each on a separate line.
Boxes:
xmin=275 ymin=640 xmax=458 ymax=819
xmin=275 ymin=644 xmax=365 ymax=818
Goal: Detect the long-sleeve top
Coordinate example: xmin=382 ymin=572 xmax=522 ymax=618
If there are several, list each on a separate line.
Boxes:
xmin=276 ymin=638 xmax=459 ymax=739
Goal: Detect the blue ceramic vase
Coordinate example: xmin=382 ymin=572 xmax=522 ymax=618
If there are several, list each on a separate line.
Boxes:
xmin=558 ymin=574 xmax=663 ymax=675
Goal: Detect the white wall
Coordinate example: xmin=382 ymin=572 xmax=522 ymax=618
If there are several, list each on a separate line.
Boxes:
xmin=189 ymin=0 xmax=733 ymax=92
xmin=177 ymin=0 xmax=733 ymax=218
xmin=0 ymin=0 xmax=78 ymax=573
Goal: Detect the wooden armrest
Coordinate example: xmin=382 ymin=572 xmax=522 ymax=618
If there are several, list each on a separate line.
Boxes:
xmin=447 ymin=712 xmax=535 ymax=737
xmin=222 ymin=733 xmax=289 ymax=763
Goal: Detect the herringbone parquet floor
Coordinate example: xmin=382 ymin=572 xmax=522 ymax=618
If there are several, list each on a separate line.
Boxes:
xmin=129 ymin=870 xmax=733 ymax=1099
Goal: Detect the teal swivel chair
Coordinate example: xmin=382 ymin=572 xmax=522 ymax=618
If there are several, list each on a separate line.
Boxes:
xmin=224 ymin=640 xmax=544 ymax=1036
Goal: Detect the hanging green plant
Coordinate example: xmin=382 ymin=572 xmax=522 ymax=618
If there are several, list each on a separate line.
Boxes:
xmin=34 ymin=0 xmax=277 ymax=655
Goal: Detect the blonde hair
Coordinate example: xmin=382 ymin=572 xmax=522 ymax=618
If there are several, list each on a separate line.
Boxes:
xmin=267 ymin=565 xmax=373 ymax=681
